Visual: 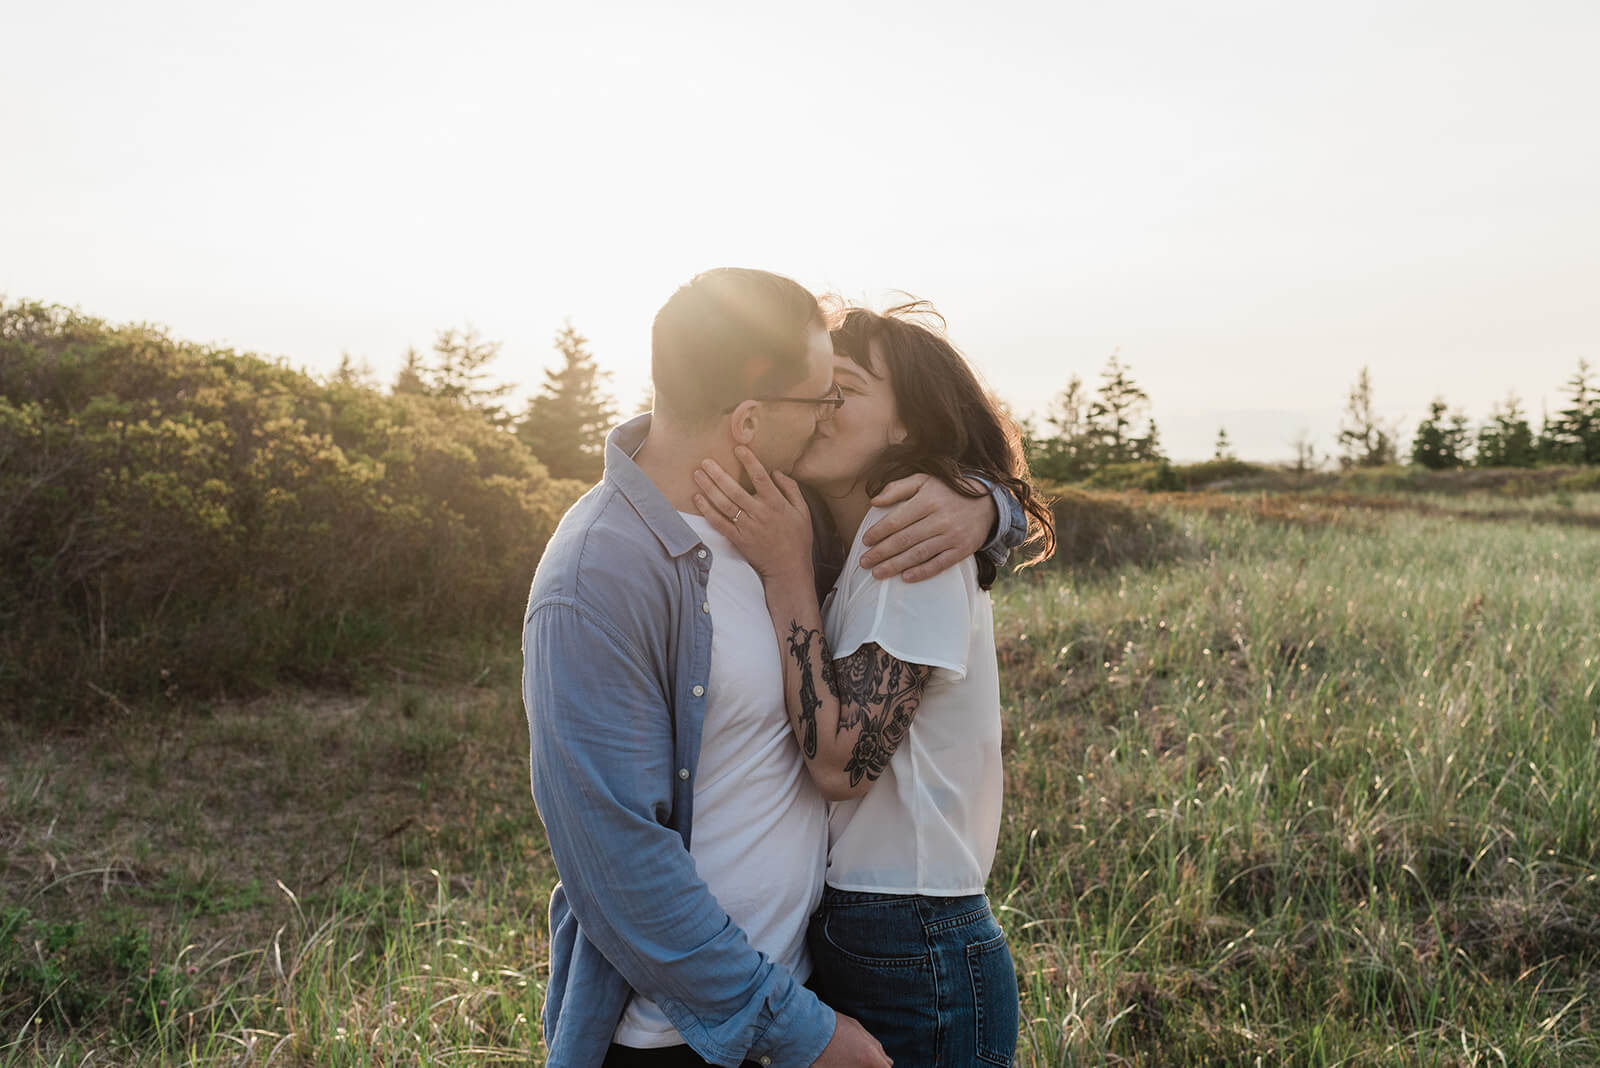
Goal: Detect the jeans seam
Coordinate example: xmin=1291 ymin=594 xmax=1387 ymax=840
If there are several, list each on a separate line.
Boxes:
xmin=925 ymin=905 xmax=945 ymax=1067
xmin=924 ymin=904 xmax=992 ymax=935
xmin=967 ymin=931 xmax=1013 ymax=1066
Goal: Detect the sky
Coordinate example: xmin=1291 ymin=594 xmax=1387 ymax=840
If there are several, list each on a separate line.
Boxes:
xmin=4 ymin=0 xmax=1597 ymax=461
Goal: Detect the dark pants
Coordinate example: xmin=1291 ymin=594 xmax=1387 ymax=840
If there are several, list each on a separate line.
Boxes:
xmin=603 ymin=1044 xmax=761 ymax=1068
xmin=808 ymin=888 xmax=1019 ymax=1068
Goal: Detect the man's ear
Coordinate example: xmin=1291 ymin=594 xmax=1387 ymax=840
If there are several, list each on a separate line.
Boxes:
xmin=728 ymin=400 xmax=761 ymax=446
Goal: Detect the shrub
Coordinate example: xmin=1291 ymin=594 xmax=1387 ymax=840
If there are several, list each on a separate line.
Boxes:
xmin=1167 ymin=458 xmax=1272 ymax=489
xmin=1557 ymin=467 xmax=1600 ymax=492
xmin=1032 ymin=487 xmax=1189 ymax=574
xmin=0 ymin=301 xmax=584 ymax=716
xmin=1080 ymin=461 xmax=1185 ymax=492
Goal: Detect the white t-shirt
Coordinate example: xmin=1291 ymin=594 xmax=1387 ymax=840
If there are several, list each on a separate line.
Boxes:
xmin=822 ymin=505 xmax=1003 ymax=896
xmin=614 ymin=513 xmax=829 ymax=1048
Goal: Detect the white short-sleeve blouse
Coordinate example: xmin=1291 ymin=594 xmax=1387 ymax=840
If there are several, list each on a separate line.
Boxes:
xmin=822 ymin=505 xmax=1004 ymax=896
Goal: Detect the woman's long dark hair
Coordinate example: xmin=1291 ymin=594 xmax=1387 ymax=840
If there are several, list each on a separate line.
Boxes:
xmin=828 ymin=300 xmax=1056 ymax=588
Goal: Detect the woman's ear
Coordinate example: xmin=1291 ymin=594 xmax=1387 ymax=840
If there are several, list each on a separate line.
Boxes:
xmin=889 ymin=414 xmax=909 ymax=446
xmin=728 ymin=400 xmax=760 ymax=446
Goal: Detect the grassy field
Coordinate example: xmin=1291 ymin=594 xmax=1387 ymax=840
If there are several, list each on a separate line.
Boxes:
xmin=3 ymin=492 xmax=1598 ymax=1065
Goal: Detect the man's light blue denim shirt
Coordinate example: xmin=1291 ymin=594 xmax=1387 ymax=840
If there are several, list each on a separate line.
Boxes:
xmin=523 ymin=414 xmax=1026 ymax=1068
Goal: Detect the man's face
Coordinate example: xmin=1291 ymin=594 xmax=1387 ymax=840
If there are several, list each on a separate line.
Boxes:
xmin=746 ymin=324 xmax=835 ymax=475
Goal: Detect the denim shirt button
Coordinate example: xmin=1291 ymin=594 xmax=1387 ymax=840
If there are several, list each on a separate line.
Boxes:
xmin=678 ymin=768 xmax=690 ymax=780
xmin=759 ymin=1059 xmax=771 ymax=1066
xmin=691 ymin=684 xmax=705 ymax=697
xmin=701 ymin=601 xmax=710 ymax=614
xmin=696 ymin=548 xmax=708 ymax=559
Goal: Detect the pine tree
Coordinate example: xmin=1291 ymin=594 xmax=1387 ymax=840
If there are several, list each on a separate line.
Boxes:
xmin=393 ymin=347 xmax=427 ymax=396
xmin=1445 ymin=409 xmax=1474 ymax=467
xmin=1475 ymin=393 xmax=1538 ymax=468
xmin=1213 ymin=426 xmax=1236 ymax=461
xmin=1548 ymin=359 xmax=1599 ymax=463
xmin=1087 ymin=353 xmax=1156 ymax=464
xmin=1337 ymin=366 xmax=1397 ymax=468
xmin=332 ymin=352 xmax=375 ymax=389
xmin=1410 ymin=398 xmax=1470 ymax=469
xmin=1134 ymin=418 xmax=1166 ymax=463
xmin=425 ymin=326 xmax=513 ymax=424
xmin=1028 ymin=374 xmax=1097 ymax=481
xmin=516 ymin=323 xmax=618 ymax=483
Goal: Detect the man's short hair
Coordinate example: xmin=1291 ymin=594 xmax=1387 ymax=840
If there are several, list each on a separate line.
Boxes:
xmin=651 ymin=268 xmax=825 ymax=424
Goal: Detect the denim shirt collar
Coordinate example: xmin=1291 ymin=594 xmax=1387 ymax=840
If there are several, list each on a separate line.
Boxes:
xmin=603 ymin=413 xmax=703 ymax=560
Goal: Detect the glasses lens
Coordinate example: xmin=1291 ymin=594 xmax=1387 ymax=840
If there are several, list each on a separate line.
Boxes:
xmin=817 ymin=386 xmax=841 ymax=421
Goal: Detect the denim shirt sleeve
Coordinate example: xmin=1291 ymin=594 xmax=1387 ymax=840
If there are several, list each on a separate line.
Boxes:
xmin=970 ymin=474 xmax=1028 ymax=566
xmin=525 ymin=599 xmax=835 ymax=1068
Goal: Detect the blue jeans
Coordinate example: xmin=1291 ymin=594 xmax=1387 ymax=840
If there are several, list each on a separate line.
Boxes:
xmin=807 ymin=888 xmax=1019 ymax=1067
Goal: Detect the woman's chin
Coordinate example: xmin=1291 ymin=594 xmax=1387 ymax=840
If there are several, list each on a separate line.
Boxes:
xmin=791 ymin=453 xmax=823 ymax=484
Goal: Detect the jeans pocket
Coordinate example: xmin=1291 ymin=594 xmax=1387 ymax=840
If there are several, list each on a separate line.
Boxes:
xmin=816 ymin=901 xmax=929 ymax=969
xmin=966 ymin=928 xmax=1019 ymax=1066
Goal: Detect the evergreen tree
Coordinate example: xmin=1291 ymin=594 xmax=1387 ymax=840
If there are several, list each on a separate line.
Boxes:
xmin=424 ymin=326 xmax=513 ymax=424
xmin=1547 ymin=359 xmax=1599 ymax=463
xmin=516 ymin=323 xmax=618 ymax=483
xmin=1337 ymin=366 xmax=1397 ymax=468
xmin=1475 ymin=393 xmax=1538 ymax=468
xmin=1213 ymin=426 xmax=1236 ymax=461
xmin=1087 ymin=353 xmax=1156 ymax=464
xmin=393 ymin=346 xmax=427 ymax=396
xmin=1028 ymin=374 xmax=1097 ymax=481
xmin=1134 ymin=418 xmax=1166 ymax=463
xmin=1410 ymin=398 xmax=1470 ymax=469
xmin=1446 ymin=409 xmax=1474 ymax=467
xmin=332 ymin=352 xmax=375 ymax=390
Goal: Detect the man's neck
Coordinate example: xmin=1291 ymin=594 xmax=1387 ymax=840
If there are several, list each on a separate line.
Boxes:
xmin=633 ymin=418 xmax=735 ymax=515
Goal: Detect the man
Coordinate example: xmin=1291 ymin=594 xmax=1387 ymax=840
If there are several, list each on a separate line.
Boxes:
xmin=524 ymin=268 xmax=1025 ymax=1068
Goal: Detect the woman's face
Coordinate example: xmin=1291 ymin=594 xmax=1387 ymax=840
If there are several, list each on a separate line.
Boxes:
xmin=792 ymin=341 xmax=906 ymax=492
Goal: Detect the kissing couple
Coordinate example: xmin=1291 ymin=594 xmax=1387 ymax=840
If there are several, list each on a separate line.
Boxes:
xmin=525 ymin=268 xmax=1056 ymax=1067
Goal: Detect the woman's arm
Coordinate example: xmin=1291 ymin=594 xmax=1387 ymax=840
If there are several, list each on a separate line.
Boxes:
xmin=693 ymin=448 xmax=932 ymax=801
xmin=761 ymin=570 xmax=932 ymax=801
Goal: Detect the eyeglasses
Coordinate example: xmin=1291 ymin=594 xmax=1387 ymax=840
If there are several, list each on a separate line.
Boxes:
xmin=723 ymin=382 xmax=845 ymax=421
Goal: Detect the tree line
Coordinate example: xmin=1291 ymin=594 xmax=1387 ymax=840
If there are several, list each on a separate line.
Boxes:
xmin=365 ymin=323 xmax=1600 ymax=483
xmin=1022 ymin=357 xmax=1599 ymax=480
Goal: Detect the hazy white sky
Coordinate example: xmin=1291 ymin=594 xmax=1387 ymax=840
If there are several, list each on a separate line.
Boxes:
xmin=5 ymin=0 xmax=1597 ymax=460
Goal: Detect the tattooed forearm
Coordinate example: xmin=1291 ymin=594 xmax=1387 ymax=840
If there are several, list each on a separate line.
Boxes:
xmin=784 ymin=629 xmax=933 ymax=792
xmin=785 ymin=621 xmax=833 ymax=758
xmin=838 ymin=647 xmax=932 ymax=787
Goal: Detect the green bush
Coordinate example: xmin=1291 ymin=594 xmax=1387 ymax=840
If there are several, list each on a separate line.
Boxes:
xmin=1168 ymin=458 xmax=1271 ymax=489
xmin=0 ymin=301 xmax=584 ymax=715
xmin=1557 ymin=467 xmax=1600 ymax=492
xmin=1031 ymin=486 xmax=1190 ymax=574
xmin=1080 ymin=460 xmax=1185 ymax=492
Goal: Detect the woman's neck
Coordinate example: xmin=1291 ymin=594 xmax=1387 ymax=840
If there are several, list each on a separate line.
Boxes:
xmin=824 ymin=484 xmax=875 ymax=554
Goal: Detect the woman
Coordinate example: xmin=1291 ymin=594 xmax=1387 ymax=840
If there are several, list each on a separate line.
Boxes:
xmin=692 ymin=302 xmax=1056 ymax=1067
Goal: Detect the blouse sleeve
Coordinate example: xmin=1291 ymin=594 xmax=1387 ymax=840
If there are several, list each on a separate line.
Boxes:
xmin=830 ymin=554 xmax=975 ymax=681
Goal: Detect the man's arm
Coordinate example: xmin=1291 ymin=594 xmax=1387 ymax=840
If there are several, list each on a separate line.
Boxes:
xmin=524 ymin=599 xmax=833 ymax=1068
xmin=857 ymin=473 xmax=1027 ymax=582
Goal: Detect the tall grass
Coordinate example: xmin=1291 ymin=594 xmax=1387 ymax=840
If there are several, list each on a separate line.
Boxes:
xmin=994 ymin=504 xmax=1600 ymax=1063
xmin=3 ymin=497 xmax=1598 ymax=1064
